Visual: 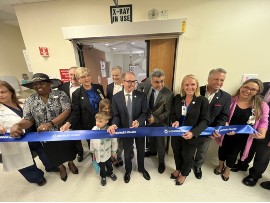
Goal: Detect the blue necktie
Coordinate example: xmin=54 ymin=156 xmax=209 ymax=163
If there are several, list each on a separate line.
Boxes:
xmin=126 ymin=93 xmax=133 ymax=126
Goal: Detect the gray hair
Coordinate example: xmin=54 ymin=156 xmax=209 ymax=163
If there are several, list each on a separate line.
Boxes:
xmin=150 ymin=68 xmax=165 ymax=79
xmin=208 ymin=68 xmax=227 ymax=78
xmin=112 ymin=66 xmax=122 ymax=72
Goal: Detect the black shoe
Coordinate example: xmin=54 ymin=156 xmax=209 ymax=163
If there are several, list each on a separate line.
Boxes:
xmin=145 ymin=151 xmax=157 ymax=157
xmin=112 ymin=157 xmax=119 ymax=167
xmin=68 ymin=162 xmax=79 ymax=174
xmin=124 ymin=173 xmax=131 ymax=183
xmin=194 ymin=167 xmax=202 ymax=179
xmin=117 ymin=158 xmax=124 ymax=166
xmin=139 ymin=169 xmax=151 ymax=180
xmin=46 ymin=167 xmax=60 ymax=172
xmin=77 ymin=153 xmax=83 ymax=162
xmin=101 ymin=178 xmax=106 ymax=186
xmin=158 ymin=162 xmax=165 ymax=174
xmin=107 ymin=173 xmax=117 ymax=181
xmin=37 ymin=177 xmax=47 ymax=186
xmin=260 ymin=181 xmax=270 ymax=190
xmin=242 ymin=175 xmax=258 ymax=187
xmin=221 ymin=174 xmax=229 ymax=181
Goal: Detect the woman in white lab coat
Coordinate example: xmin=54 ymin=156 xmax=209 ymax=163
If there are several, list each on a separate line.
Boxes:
xmin=0 ymin=81 xmax=46 ymax=186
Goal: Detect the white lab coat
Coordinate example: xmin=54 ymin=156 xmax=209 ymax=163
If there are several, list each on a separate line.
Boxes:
xmin=0 ymin=104 xmax=33 ymax=172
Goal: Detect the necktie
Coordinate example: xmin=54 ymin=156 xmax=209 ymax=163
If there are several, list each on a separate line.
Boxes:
xmin=126 ymin=94 xmax=133 ymax=125
xmin=149 ymin=89 xmax=155 ymax=109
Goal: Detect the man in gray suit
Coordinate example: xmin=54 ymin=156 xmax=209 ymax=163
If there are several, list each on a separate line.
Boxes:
xmin=139 ymin=69 xmax=174 ymax=174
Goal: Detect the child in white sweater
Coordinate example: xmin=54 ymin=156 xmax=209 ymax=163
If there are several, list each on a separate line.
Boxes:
xmin=90 ymin=111 xmax=118 ymax=186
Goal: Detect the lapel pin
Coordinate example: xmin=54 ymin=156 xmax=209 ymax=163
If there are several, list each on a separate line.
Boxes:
xmin=216 ymin=97 xmax=219 ymax=99
xmin=81 ymin=97 xmax=84 ymax=99
xmin=192 ymin=101 xmax=195 ymax=104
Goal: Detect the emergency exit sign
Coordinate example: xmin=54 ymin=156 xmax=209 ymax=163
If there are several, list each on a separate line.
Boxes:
xmin=110 ymin=4 xmax=132 ymax=24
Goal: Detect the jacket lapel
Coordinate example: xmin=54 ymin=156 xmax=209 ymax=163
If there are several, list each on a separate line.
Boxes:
xmin=80 ymin=87 xmax=94 ymax=114
xmin=209 ymin=90 xmax=221 ymax=106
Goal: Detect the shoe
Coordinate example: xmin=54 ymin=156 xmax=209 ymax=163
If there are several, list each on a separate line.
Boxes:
xmin=59 ymin=165 xmax=68 ymax=182
xmin=170 ymin=170 xmax=180 ymax=179
xmin=214 ymin=166 xmax=224 ymax=175
xmin=77 ymin=153 xmax=83 ymax=162
xmin=112 ymin=157 xmax=119 ymax=167
xmin=107 ymin=173 xmax=117 ymax=181
xmin=194 ymin=167 xmax=202 ymax=179
xmin=175 ymin=175 xmax=186 ymax=186
xmin=124 ymin=172 xmax=131 ymax=183
xmin=260 ymin=181 xmax=270 ymax=190
xmin=68 ymin=162 xmax=79 ymax=174
xmin=145 ymin=151 xmax=157 ymax=157
xmin=101 ymin=177 xmax=106 ymax=186
xmin=158 ymin=162 xmax=165 ymax=174
xmin=46 ymin=167 xmax=60 ymax=172
xmin=221 ymin=174 xmax=229 ymax=181
xmin=242 ymin=175 xmax=258 ymax=187
xmin=138 ymin=169 xmax=151 ymax=180
xmin=117 ymin=157 xmax=124 ymax=166
xmin=37 ymin=177 xmax=47 ymax=186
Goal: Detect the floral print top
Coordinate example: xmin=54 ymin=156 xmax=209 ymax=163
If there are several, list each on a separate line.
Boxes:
xmin=23 ymin=90 xmax=71 ymax=130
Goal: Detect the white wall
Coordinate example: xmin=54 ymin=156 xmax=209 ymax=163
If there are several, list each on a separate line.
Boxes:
xmin=0 ymin=23 xmax=29 ymax=81
xmin=14 ymin=0 xmax=270 ymax=94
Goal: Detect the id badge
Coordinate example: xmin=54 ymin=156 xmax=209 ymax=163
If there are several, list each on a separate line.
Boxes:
xmin=247 ymin=116 xmax=255 ymax=125
xmin=182 ymin=106 xmax=187 ymax=116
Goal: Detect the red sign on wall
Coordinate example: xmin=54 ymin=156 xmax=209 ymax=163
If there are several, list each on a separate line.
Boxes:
xmin=39 ymin=47 xmax=49 ymax=56
xmin=59 ymin=69 xmax=70 ymax=83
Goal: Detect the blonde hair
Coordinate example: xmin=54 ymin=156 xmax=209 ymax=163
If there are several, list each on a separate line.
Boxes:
xmin=99 ymin=99 xmax=112 ymax=115
xmin=95 ymin=111 xmax=111 ymax=121
xmin=180 ymin=74 xmax=200 ymax=97
xmin=75 ymin=67 xmax=91 ymax=79
xmin=234 ymin=78 xmax=264 ymax=120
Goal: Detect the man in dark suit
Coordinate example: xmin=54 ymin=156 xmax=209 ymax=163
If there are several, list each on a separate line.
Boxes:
xmin=106 ymin=66 xmax=124 ymax=167
xmin=107 ymin=71 xmax=150 ymax=183
xmin=58 ymin=67 xmax=84 ymax=162
xmin=193 ymin=68 xmax=231 ymax=179
xmin=138 ymin=69 xmax=173 ymax=174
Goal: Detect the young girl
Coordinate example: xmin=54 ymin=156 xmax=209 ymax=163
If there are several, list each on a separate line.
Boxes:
xmin=99 ymin=98 xmax=124 ymax=167
xmin=90 ymin=111 xmax=118 ymax=186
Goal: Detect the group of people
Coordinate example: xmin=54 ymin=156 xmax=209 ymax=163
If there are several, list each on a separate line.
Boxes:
xmin=0 ymin=66 xmax=270 ymax=190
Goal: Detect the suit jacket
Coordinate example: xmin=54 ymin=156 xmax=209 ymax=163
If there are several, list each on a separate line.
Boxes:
xmin=106 ymin=82 xmax=123 ymax=101
xmin=200 ymin=86 xmax=231 ymax=127
xmin=111 ymin=90 xmax=147 ymax=128
xmin=140 ymin=78 xmax=174 ymax=126
xmin=67 ymin=84 xmax=105 ymax=130
xmin=170 ymin=94 xmax=210 ymax=144
xmin=58 ymin=82 xmax=71 ymax=97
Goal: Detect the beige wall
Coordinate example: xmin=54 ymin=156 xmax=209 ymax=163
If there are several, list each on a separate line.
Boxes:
xmin=0 ymin=23 xmax=29 ymax=81
xmin=14 ymin=0 xmax=270 ymax=94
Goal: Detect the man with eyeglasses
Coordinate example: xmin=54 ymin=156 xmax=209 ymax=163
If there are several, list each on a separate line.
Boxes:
xmin=193 ymin=68 xmax=231 ymax=179
xmin=107 ymin=71 xmax=150 ymax=183
xmin=138 ymin=69 xmax=173 ymax=174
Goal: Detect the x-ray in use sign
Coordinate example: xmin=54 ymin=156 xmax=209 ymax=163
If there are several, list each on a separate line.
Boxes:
xmin=110 ymin=4 xmax=132 ymax=24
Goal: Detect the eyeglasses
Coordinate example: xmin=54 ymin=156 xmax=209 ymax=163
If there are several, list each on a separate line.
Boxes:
xmin=241 ymin=86 xmax=259 ymax=93
xmin=124 ymin=80 xmax=138 ymax=84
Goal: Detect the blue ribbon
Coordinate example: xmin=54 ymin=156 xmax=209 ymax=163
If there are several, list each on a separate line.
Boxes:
xmin=0 ymin=125 xmax=256 ymax=143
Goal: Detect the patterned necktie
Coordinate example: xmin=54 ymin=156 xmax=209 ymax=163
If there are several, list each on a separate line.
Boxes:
xmin=149 ymin=89 xmax=155 ymax=109
xmin=126 ymin=93 xmax=133 ymax=126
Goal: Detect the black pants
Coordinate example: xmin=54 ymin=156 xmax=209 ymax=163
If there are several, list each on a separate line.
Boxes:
xmin=236 ymin=139 xmax=270 ymax=179
xmin=123 ymin=137 xmax=145 ymax=173
xmin=99 ymin=158 xmax=113 ymax=178
xmin=147 ymin=136 xmax=166 ymax=162
xmin=171 ymin=136 xmax=197 ymax=176
xmin=218 ymin=134 xmax=249 ymax=168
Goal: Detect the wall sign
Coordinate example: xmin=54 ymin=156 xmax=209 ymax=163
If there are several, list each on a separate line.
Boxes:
xmin=110 ymin=4 xmax=132 ymax=24
xmin=59 ymin=69 xmax=70 ymax=83
xmin=39 ymin=47 xmax=49 ymax=57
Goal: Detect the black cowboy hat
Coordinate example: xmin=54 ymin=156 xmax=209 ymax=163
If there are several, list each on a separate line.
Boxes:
xmin=21 ymin=73 xmax=62 ymax=89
